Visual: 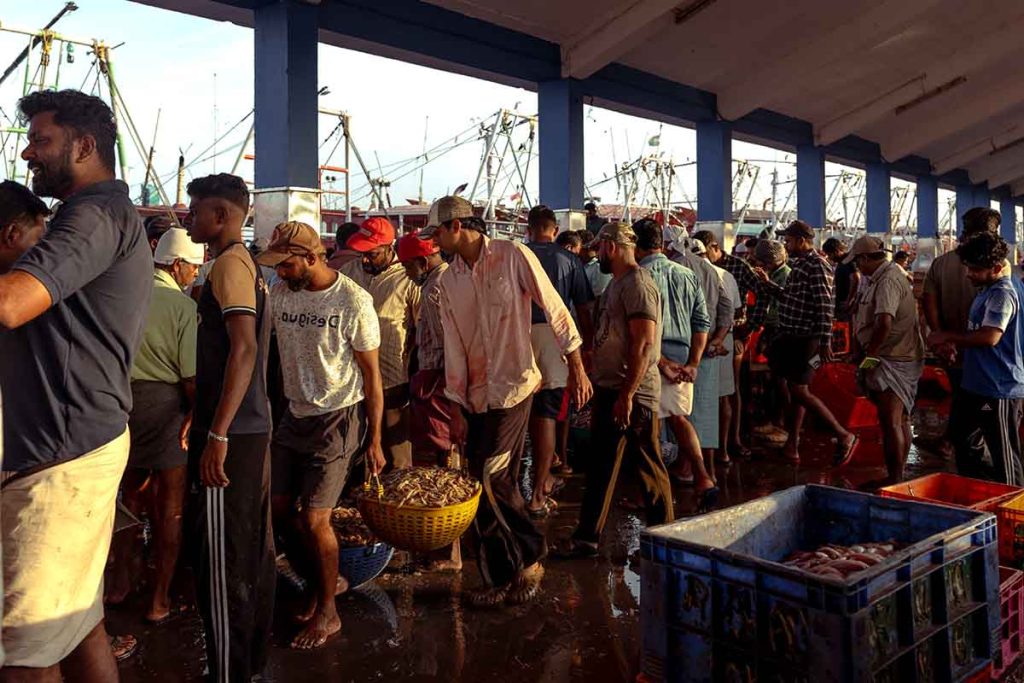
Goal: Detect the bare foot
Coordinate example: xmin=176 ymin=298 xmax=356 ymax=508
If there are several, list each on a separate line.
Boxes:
xmin=290 ymin=610 xmax=341 ymax=650
xmin=783 ymin=442 xmax=800 ymax=463
xmin=294 ymin=594 xmax=318 ymax=624
xmin=335 ymin=575 xmax=350 ymax=596
xmin=104 ymin=581 xmax=131 ymax=606
xmin=425 ymin=559 xmax=463 ymax=572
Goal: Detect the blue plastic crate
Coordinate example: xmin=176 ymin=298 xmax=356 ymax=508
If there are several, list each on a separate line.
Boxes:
xmin=640 ymin=485 xmax=1000 ymax=682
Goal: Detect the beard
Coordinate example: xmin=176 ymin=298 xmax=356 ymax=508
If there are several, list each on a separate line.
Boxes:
xmin=599 ymin=254 xmax=613 ymax=274
xmin=29 ymin=143 xmax=75 ymax=199
xmin=362 ymin=259 xmax=390 ymax=276
xmin=286 ymin=269 xmax=313 ymax=291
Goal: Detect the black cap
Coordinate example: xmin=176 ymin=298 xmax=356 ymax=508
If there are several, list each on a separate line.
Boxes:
xmin=781 ymin=220 xmax=815 ymax=239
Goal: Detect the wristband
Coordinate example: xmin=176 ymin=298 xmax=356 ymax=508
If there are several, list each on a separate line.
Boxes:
xmin=208 ymin=431 xmax=229 ymax=443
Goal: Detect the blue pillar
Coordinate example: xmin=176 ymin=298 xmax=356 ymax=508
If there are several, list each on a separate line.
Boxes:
xmin=538 ymin=79 xmax=584 ymax=210
xmin=1000 ymin=198 xmax=1017 ymax=245
xmin=254 ymin=0 xmax=319 ymax=188
xmin=974 ymin=183 xmax=991 ymax=211
xmin=916 ymin=175 xmax=938 ymax=238
xmin=955 ymin=185 xmax=974 ymax=234
xmin=796 ymin=144 xmax=825 ymax=228
xmin=866 ymin=162 xmax=890 ymax=235
xmin=696 ymin=120 xmax=731 ymax=222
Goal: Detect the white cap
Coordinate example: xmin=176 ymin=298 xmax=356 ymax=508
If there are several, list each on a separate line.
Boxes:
xmin=154 ymin=228 xmax=205 ymax=265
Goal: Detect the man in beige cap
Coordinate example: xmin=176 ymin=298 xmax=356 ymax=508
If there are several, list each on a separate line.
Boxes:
xmin=420 ymin=195 xmax=591 ymax=607
xmin=557 ymin=222 xmax=674 ymax=558
xmin=847 ymin=235 xmax=924 ymax=485
xmin=106 ymin=228 xmax=204 ymax=625
xmin=258 ymin=221 xmax=384 ymax=649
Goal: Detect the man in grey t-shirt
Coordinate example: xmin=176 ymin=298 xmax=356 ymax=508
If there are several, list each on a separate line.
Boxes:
xmin=559 ymin=222 xmax=674 ymax=558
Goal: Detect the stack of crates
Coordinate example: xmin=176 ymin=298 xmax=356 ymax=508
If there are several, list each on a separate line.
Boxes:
xmin=640 ymin=485 xmax=1000 ymax=682
xmin=993 ymin=567 xmax=1024 ymax=678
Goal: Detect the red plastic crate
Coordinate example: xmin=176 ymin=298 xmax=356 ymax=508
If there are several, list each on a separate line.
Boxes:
xmin=998 ymin=493 xmax=1024 ymax=567
xmin=879 ymin=473 xmax=1023 ymax=514
xmin=809 ymin=362 xmax=879 ymax=429
xmin=994 ymin=567 xmax=1024 ymax=679
xmin=965 ymin=662 xmax=992 ymax=682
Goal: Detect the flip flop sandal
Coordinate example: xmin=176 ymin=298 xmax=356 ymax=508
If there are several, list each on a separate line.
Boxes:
xmin=670 ymin=472 xmax=695 ymax=485
xmin=527 ymin=503 xmax=551 ymax=520
xmin=730 ymin=444 xmax=753 ymax=459
xmin=144 ymin=603 xmax=192 ymax=626
xmin=466 ymin=585 xmax=510 ymax=608
xmin=506 ymin=565 xmax=545 ymax=605
xmin=550 ymin=540 xmax=599 ymax=560
xmin=546 ymin=477 xmax=566 ymax=497
xmin=111 ymin=634 xmax=138 ymax=662
xmin=833 ymin=434 xmax=860 ymax=468
xmin=696 ymin=486 xmax=720 ymax=514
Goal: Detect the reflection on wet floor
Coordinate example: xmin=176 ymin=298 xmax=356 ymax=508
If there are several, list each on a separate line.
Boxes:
xmin=112 ymin=404 xmax=960 ymax=682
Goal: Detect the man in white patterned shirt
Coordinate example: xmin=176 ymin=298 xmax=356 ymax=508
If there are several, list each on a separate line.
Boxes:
xmin=259 ymin=221 xmax=384 ymax=651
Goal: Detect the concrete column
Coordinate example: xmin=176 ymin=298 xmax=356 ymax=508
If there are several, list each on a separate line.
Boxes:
xmin=915 ymin=175 xmax=939 ymax=269
xmin=796 ymin=144 xmax=825 ymax=228
xmin=1000 ymin=198 xmax=1017 ymax=247
xmin=865 ymin=161 xmax=890 ymax=237
xmin=955 ymin=185 xmax=974 ymax=234
xmin=974 ymin=183 xmax=991 ymax=211
xmin=696 ymin=120 xmax=731 ymax=222
xmin=254 ymin=0 xmax=320 ymax=240
xmin=538 ymin=79 xmax=584 ymax=211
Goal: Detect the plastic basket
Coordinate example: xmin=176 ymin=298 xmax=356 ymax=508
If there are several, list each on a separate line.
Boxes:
xmin=993 ymin=566 xmax=1024 ymax=679
xmin=357 ymin=488 xmax=481 ymax=552
xmin=338 ymin=542 xmax=393 ymax=589
xmin=640 ymin=485 xmax=1000 ymax=683
xmin=880 ymin=474 xmax=1023 ymax=514
xmin=810 ymin=362 xmax=879 ymax=429
xmin=997 ymin=492 xmax=1024 ymax=567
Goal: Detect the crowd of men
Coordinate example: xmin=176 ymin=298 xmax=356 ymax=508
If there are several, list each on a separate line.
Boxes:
xmin=1 ymin=88 xmax=1023 ymax=682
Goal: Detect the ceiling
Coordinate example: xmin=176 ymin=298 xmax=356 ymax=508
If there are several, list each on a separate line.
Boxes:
xmin=134 ymin=0 xmax=1024 ymax=196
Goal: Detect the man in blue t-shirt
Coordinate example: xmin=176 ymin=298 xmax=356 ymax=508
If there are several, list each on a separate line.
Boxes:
xmin=928 ymin=232 xmax=1024 ymax=485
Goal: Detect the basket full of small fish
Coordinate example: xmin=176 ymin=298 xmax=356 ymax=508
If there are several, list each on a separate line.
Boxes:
xmin=331 ymin=507 xmax=394 ymax=589
xmin=639 ymin=485 xmax=1000 ymax=682
xmin=356 ymin=467 xmax=482 ymax=552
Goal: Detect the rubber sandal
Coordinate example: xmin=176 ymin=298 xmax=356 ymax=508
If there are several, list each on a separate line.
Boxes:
xmin=546 ymin=477 xmax=566 ymax=497
xmin=527 ymin=503 xmax=550 ymax=520
xmin=506 ymin=564 xmax=545 ymax=605
xmin=550 ymin=540 xmax=599 ymax=560
xmin=466 ymin=585 xmax=510 ymax=608
xmin=670 ymin=472 xmax=695 ymax=486
xmin=696 ymin=486 xmax=720 ymax=514
xmin=144 ymin=603 xmax=191 ymax=626
xmin=833 ymin=434 xmax=860 ymax=468
xmin=110 ymin=634 xmax=138 ymax=662
xmin=729 ymin=444 xmax=753 ymax=459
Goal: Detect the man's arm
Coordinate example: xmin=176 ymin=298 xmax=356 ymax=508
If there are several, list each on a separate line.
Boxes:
xmin=200 ymin=314 xmax=258 ymax=487
xmin=0 ymin=271 xmax=52 ymax=330
xmin=922 ymin=290 xmax=941 ymax=333
xmin=862 ymin=313 xmax=894 ymax=358
xmin=809 ymin=263 xmax=836 ymax=358
xmin=615 ymin=317 xmax=658 ymax=427
xmin=929 ymin=327 xmax=1003 ymax=348
xmin=353 ymin=347 xmax=386 ymax=474
xmin=179 ymin=377 xmax=196 ymax=451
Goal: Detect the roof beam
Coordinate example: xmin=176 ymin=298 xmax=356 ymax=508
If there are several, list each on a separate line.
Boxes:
xmin=560 ymin=0 xmax=687 ymax=79
xmin=966 ymin=143 xmax=1024 ymax=186
xmin=1011 ymin=177 xmax=1024 ymax=199
xmin=981 ymin=159 xmax=1024 ymax=189
xmin=931 ymin=125 xmax=1024 ymax=175
xmin=882 ymin=78 xmax=1024 ymax=161
xmin=716 ymin=0 xmax=945 ymax=121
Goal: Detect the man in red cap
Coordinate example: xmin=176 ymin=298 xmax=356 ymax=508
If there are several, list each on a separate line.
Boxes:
xmin=342 ymin=217 xmax=420 ymax=469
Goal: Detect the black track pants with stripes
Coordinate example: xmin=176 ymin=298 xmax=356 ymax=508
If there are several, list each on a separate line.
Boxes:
xmin=949 ymin=389 xmax=1024 ymax=487
xmin=187 ymin=432 xmax=276 ymax=682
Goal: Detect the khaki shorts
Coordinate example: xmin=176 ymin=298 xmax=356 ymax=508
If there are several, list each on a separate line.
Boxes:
xmin=659 ymin=375 xmax=694 ymax=418
xmin=531 ymin=323 xmax=569 ymax=390
xmin=2 ymin=428 xmax=129 ymax=667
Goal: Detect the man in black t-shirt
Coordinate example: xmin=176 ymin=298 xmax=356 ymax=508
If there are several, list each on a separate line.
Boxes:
xmin=184 ymin=173 xmax=275 ymax=682
xmin=0 ymin=91 xmax=152 ymax=678
xmin=823 ymin=237 xmax=859 ymax=321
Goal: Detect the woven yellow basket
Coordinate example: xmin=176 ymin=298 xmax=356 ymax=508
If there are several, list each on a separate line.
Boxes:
xmin=357 ymin=487 xmax=481 ymax=552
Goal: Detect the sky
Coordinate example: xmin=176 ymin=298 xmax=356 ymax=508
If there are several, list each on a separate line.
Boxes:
xmin=0 ymin=0 xmax=961 ymax=232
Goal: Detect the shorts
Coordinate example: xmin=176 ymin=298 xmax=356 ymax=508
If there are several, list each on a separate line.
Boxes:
xmin=531 ymin=323 xmax=569 ymax=390
xmin=532 ymin=387 xmax=566 ymax=420
xmin=659 ymin=375 xmax=694 ymax=417
xmin=271 ymin=403 xmax=364 ymax=509
xmin=719 ymin=331 xmax=736 ymax=397
xmin=767 ymin=335 xmax=821 ymax=386
xmin=128 ymin=380 xmax=188 ymax=470
xmin=2 ymin=428 xmax=129 ymax=667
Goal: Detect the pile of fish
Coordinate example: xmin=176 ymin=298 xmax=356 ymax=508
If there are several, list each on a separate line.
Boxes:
xmin=781 ymin=541 xmax=898 ymax=578
xmin=366 ymin=467 xmax=480 ymax=508
xmin=330 ymin=507 xmax=376 ymax=547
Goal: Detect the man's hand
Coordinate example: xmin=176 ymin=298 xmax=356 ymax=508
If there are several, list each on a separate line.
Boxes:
xmin=450 ymin=409 xmax=468 ymax=447
xmin=934 ymin=341 xmax=957 ymax=365
xmin=200 ymin=438 xmax=230 ymax=487
xmin=707 ymin=341 xmax=726 ymax=358
xmin=365 ymin=440 xmax=386 ymax=475
xmin=752 ymin=267 xmax=770 ymax=283
xmin=567 ymin=360 xmax=594 ymax=408
xmin=927 ymin=330 xmax=951 ymax=348
xmin=658 ymin=359 xmax=687 ymax=383
xmin=613 ymin=391 xmax=634 ymax=430
xmin=820 ymin=343 xmax=834 ymax=364
xmin=179 ymin=414 xmax=193 ymax=452
xmin=679 ymin=364 xmax=699 ymax=383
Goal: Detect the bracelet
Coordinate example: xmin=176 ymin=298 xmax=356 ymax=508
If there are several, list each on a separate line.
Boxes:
xmin=207 ymin=431 xmax=229 ymax=443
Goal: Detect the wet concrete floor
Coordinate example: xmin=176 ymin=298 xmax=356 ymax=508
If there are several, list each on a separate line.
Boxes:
xmin=110 ymin=403 xmax=966 ymax=682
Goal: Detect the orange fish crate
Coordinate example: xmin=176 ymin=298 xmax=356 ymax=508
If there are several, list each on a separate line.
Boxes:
xmin=998 ymin=493 xmax=1024 ymax=569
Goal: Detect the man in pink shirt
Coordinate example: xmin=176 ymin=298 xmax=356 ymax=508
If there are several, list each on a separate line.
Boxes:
xmin=419 ymin=196 xmax=592 ymax=607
